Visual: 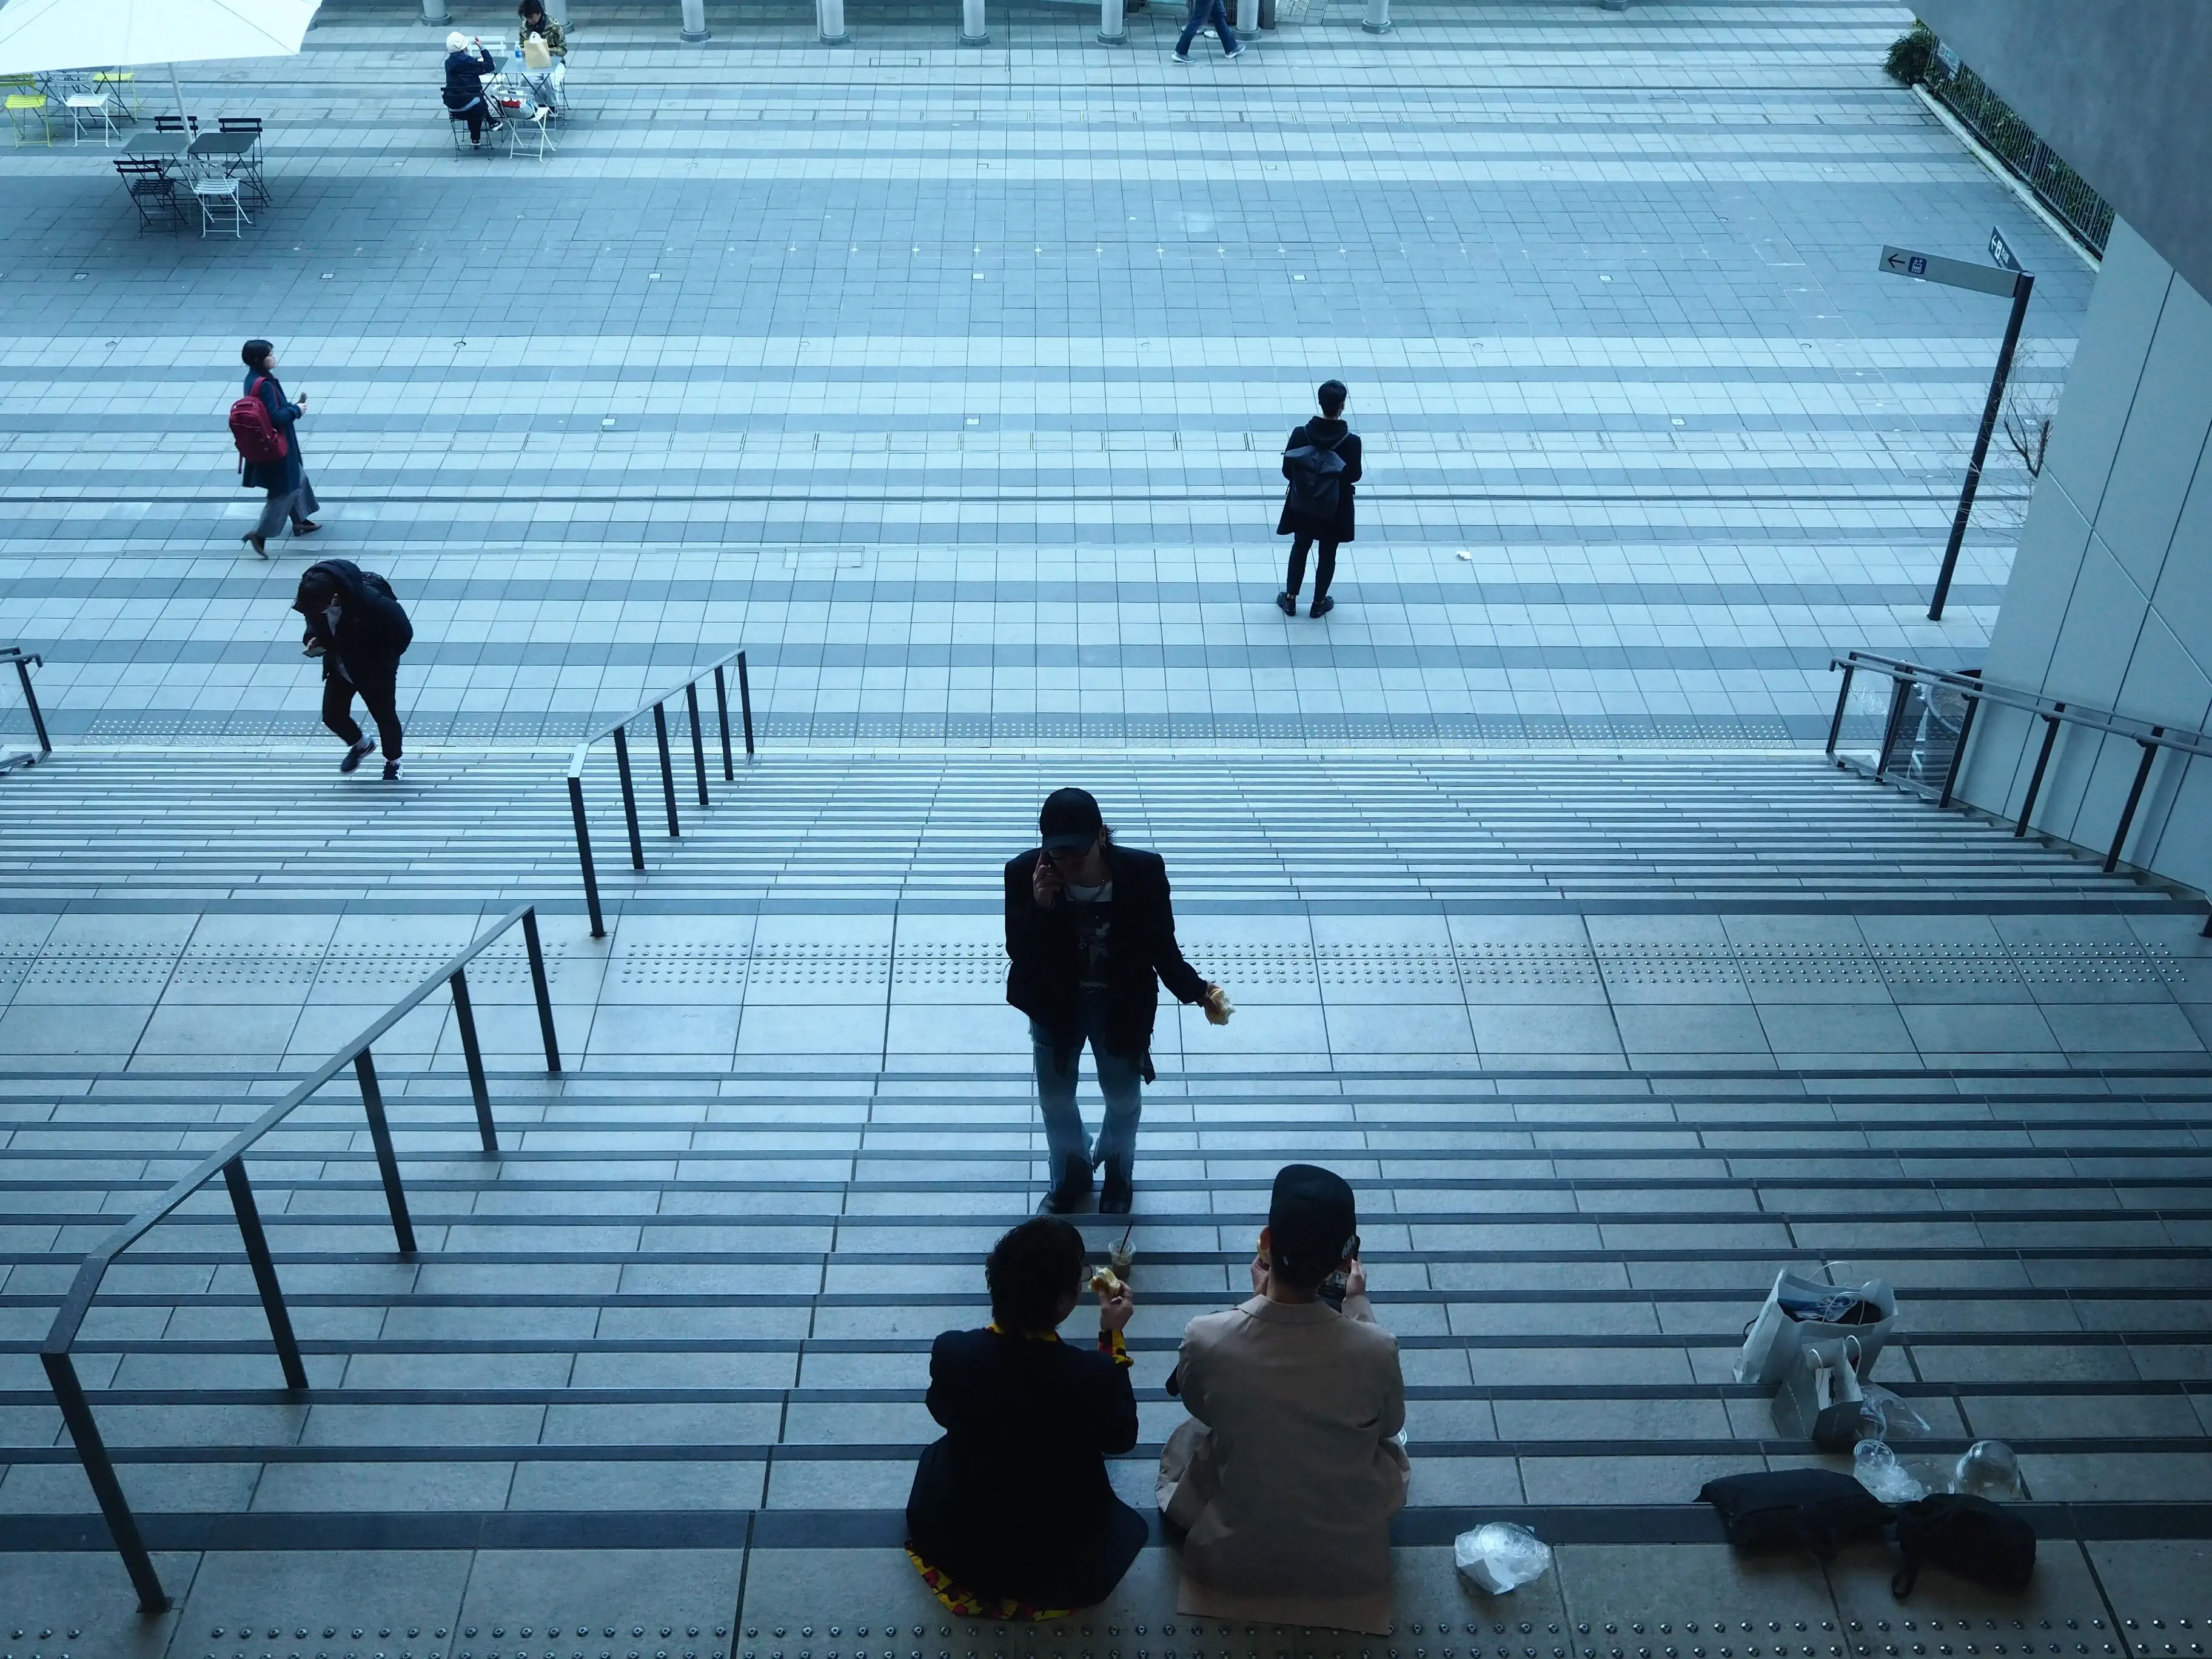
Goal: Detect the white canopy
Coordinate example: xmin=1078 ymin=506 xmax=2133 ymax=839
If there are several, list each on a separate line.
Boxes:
xmin=0 ymin=0 xmax=319 ymax=130
xmin=0 ymin=0 xmax=320 ymax=75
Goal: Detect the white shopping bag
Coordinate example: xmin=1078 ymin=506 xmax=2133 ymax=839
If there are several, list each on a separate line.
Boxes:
xmin=1733 ymin=1269 xmax=1896 ymax=1386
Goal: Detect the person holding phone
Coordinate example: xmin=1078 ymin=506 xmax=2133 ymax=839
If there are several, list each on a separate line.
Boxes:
xmin=237 ymin=339 xmax=319 ymax=557
xmin=1005 ymin=787 xmax=1224 ymax=1216
xmin=1156 ymin=1164 xmax=1407 ymax=1634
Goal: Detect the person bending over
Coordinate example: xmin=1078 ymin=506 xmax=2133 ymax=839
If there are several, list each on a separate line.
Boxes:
xmin=905 ymin=1217 xmax=1145 ymax=1618
xmin=1158 ymin=1164 xmax=1408 ymax=1633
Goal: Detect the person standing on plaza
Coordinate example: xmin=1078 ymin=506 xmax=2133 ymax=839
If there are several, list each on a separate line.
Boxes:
xmin=1005 ymin=787 xmax=1226 ymax=1217
xmin=1171 ymin=0 xmax=1244 ymax=62
xmin=292 ymin=559 xmax=413 ymax=780
xmin=233 ymin=340 xmax=320 ymax=558
xmin=1276 ymin=379 xmax=1362 ymax=618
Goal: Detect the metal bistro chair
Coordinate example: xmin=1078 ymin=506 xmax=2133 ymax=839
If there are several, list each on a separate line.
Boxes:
xmin=153 ymin=112 xmax=199 ymax=135
xmin=93 ymin=70 xmax=141 ymax=122
xmin=215 ymin=115 xmax=270 ymax=207
xmin=67 ymin=92 xmax=117 ymax=146
xmin=6 ymin=91 xmax=55 ymax=147
xmin=504 ymin=98 xmax=555 ymax=161
xmin=193 ymin=176 xmax=249 ymax=237
xmin=446 ymin=96 xmax=504 ymax=152
xmin=114 ymin=157 xmax=187 ymax=232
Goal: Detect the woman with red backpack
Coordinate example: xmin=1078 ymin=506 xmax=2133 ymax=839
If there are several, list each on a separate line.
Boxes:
xmin=233 ymin=338 xmax=320 ymax=557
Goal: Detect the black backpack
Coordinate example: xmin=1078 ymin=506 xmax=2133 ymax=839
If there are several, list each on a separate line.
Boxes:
xmin=1698 ymin=1470 xmax=1892 ymax=1558
xmin=1282 ymin=429 xmax=1348 ymax=521
xmin=359 ymin=570 xmax=415 ymax=655
xmin=1891 ymin=1494 xmax=2035 ymax=1597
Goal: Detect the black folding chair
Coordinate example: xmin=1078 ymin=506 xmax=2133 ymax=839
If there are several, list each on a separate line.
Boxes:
xmin=114 ymin=157 xmax=186 ymax=232
xmin=215 ymin=115 xmax=270 ymax=207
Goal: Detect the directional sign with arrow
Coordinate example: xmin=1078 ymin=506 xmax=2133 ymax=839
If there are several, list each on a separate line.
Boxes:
xmin=1876 ymin=240 xmax=2036 ymax=619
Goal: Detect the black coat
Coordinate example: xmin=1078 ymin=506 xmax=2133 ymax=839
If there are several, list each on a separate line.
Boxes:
xmin=1004 ymin=842 xmax=1208 ymax=1081
xmin=239 ymin=369 xmax=305 ymax=494
xmin=294 ymin=559 xmax=413 ymax=685
xmin=1276 ymin=418 xmax=1362 ymax=541
xmin=905 ymin=1326 xmax=1146 ymax=1609
xmin=443 ymin=47 xmax=495 ymax=109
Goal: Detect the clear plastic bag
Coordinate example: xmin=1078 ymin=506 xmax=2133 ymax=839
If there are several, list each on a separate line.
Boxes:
xmin=1950 ymin=1439 xmax=2020 ymax=1499
xmin=1854 ymin=1438 xmax=1928 ymax=1504
xmin=1454 ymin=1522 xmax=1554 ymax=1594
xmin=1859 ymin=1384 xmax=1932 ymax=1440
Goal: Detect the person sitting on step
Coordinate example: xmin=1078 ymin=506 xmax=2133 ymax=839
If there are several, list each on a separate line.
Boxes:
xmin=1157 ymin=1163 xmax=1408 ymax=1634
xmin=904 ymin=1216 xmax=1146 ymax=1619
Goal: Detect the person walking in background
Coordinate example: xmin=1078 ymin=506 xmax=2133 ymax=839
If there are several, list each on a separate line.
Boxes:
xmin=293 ymin=559 xmax=414 ymax=780
xmin=441 ymin=32 xmax=499 ymax=146
xmin=903 ymin=1217 xmax=1145 ymax=1617
xmin=1006 ymin=787 xmax=1227 ymax=1216
xmin=1171 ymin=0 xmax=1243 ymax=62
xmin=1276 ymin=379 xmax=1362 ymax=618
xmin=233 ymin=340 xmax=319 ymax=557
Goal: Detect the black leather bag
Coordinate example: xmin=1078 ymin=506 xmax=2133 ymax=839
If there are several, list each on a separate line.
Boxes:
xmin=1891 ymin=1493 xmax=2036 ymax=1597
xmin=1699 ymin=1469 xmax=1892 ymax=1558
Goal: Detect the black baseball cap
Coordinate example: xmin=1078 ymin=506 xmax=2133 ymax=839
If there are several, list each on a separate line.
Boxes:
xmin=1268 ymin=1164 xmax=1357 ymax=1281
xmin=1039 ymin=786 xmax=1104 ymax=851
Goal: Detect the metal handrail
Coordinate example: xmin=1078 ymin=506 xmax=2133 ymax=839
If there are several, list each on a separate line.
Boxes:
xmin=0 ymin=646 xmax=52 ymax=766
xmin=1826 ymin=650 xmax=2212 ymax=902
xmin=40 ymin=903 xmax=563 ymax=1614
xmin=565 ymin=647 xmax=754 ymax=939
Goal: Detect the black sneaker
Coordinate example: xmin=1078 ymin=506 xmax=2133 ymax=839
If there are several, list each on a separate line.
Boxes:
xmin=1311 ymin=595 xmax=1335 ymax=618
xmin=1275 ymin=591 xmax=1296 ymax=615
xmin=338 ymin=738 xmax=375 ymax=774
xmin=1037 ymin=1155 xmax=1093 ymax=1215
xmin=381 ymin=759 xmax=402 ymax=781
xmin=1099 ymin=1164 xmax=1133 ymax=1215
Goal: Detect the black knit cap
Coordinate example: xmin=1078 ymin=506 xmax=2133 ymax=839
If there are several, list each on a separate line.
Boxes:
xmin=1039 ymin=786 xmax=1104 ymax=851
xmin=1267 ymin=1163 xmax=1356 ymax=1283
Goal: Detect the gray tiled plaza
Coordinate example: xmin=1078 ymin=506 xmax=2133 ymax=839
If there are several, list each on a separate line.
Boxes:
xmin=2 ymin=0 xmax=2208 ymax=1638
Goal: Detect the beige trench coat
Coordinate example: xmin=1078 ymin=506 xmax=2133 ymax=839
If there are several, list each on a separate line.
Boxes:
xmin=1156 ymin=1294 xmax=1409 ymax=1634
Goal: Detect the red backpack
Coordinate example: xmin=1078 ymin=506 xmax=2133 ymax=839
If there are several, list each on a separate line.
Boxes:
xmin=229 ymin=377 xmax=289 ymax=466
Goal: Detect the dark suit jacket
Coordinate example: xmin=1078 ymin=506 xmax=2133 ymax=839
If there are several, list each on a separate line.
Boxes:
xmin=1004 ymin=842 xmax=1208 ymax=1080
xmin=905 ymin=1326 xmax=1147 ymax=1607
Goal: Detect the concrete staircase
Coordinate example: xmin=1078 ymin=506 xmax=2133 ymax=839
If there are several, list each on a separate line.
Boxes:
xmin=1 ymin=744 xmax=2208 ymax=1638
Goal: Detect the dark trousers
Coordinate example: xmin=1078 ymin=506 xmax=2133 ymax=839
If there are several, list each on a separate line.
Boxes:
xmin=321 ymin=668 xmax=403 ymax=761
xmin=1284 ymin=534 xmax=1339 ymax=601
xmin=1176 ymin=0 xmax=1237 ymax=53
xmin=451 ymin=97 xmax=488 ymax=141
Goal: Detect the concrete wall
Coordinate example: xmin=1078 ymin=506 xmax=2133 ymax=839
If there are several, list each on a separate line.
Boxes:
xmin=1955 ymin=220 xmax=2212 ymax=891
xmin=1915 ymin=1 xmax=2212 ymax=299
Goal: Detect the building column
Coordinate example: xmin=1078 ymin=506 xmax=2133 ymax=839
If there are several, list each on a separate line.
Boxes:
xmin=1098 ymin=0 xmax=1125 ymax=44
xmin=1361 ymin=0 xmax=1393 ymax=32
xmin=420 ymin=0 xmax=449 ymax=25
xmin=819 ymin=0 xmax=848 ymax=42
xmin=680 ymin=0 xmax=710 ymax=41
xmin=960 ymin=0 xmax=988 ymax=44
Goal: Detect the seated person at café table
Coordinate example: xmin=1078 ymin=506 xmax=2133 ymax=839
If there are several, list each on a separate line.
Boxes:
xmin=440 ymin=32 xmax=498 ymax=146
xmin=1157 ymin=1164 xmax=1409 ymax=1635
xmin=517 ymin=0 xmax=567 ymax=91
xmin=904 ymin=1217 xmax=1145 ymax=1618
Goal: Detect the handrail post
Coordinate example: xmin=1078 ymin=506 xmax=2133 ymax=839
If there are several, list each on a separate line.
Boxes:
xmin=10 ymin=652 xmax=50 ymax=756
xmin=449 ymin=965 xmax=497 ymax=1153
xmin=41 ymin=1350 xmax=168 ymax=1612
xmin=222 ymin=1157 xmax=308 ymax=1389
xmin=2105 ymin=733 xmax=2163 ymax=874
xmin=738 ymin=649 xmax=756 ymax=757
xmin=2014 ymin=708 xmax=2065 ymax=838
xmin=611 ymin=725 xmax=645 ymax=871
xmin=353 ymin=1049 xmax=417 ymax=1255
xmin=1825 ymin=663 xmax=1855 ymax=761
xmin=522 ymin=906 xmax=563 ymax=1074
xmin=714 ymin=665 xmax=734 ymax=780
xmin=652 ymin=701 xmax=681 ymax=837
xmin=568 ymin=773 xmax=606 ymax=939
xmin=685 ymin=680 xmax=710 ymax=806
xmin=1937 ymin=692 xmax=1980 ymax=809
xmin=1874 ymin=675 xmax=1911 ymax=780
